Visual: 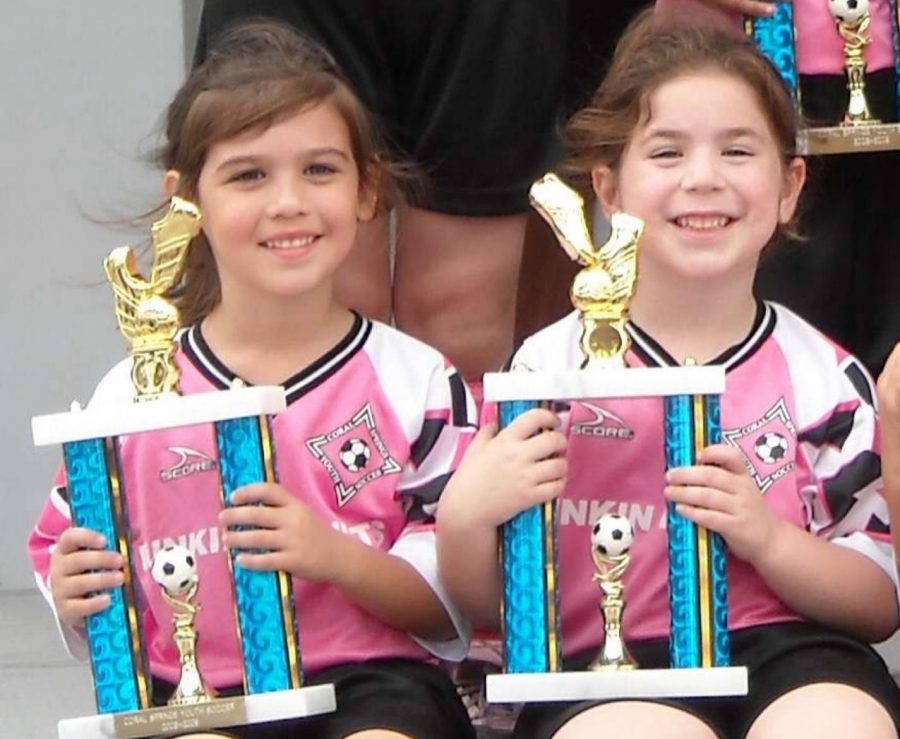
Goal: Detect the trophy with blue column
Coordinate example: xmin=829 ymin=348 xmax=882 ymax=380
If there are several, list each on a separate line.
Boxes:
xmin=485 ymin=175 xmax=747 ymax=703
xmin=746 ymin=0 xmax=900 ymax=153
xmin=31 ymin=198 xmax=334 ymax=738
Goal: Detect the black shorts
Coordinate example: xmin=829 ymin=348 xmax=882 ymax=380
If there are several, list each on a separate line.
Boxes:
xmin=153 ymin=658 xmax=475 ymax=739
xmin=514 ymin=621 xmax=900 ymax=739
xmin=194 ymin=0 xmax=566 ymax=216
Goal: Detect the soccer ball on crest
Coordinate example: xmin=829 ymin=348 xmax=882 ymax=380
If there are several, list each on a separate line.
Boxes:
xmin=339 ymin=438 xmax=371 ymax=472
xmin=753 ymin=432 xmax=789 ymax=465
xmin=591 ymin=514 xmax=634 ymax=557
xmin=151 ymin=545 xmax=198 ymax=596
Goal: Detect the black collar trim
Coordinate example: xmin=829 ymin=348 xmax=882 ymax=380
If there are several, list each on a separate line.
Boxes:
xmin=180 ymin=313 xmax=371 ymax=404
xmin=626 ymin=301 xmax=774 ymax=372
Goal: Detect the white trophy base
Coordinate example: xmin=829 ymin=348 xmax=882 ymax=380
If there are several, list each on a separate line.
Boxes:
xmin=487 ymin=667 xmax=748 ymax=703
xmin=57 ymin=684 xmax=336 ymax=739
xmin=483 ymin=366 xmax=725 ymax=403
xmin=33 ymin=386 xmax=286 ymax=446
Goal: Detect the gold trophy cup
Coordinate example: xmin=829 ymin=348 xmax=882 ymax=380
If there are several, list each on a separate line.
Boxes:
xmin=829 ymin=0 xmax=881 ymax=126
xmin=150 ymin=545 xmax=216 ymax=705
xmin=588 ymin=514 xmax=637 ymax=671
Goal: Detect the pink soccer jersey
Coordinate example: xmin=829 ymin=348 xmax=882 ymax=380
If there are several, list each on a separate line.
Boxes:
xmin=509 ymin=302 xmax=895 ymax=661
xmin=29 ymin=315 xmax=475 ymax=688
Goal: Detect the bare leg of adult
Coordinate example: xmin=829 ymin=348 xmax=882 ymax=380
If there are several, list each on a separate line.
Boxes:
xmin=746 ymin=683 xmax=896 ymax=739
xmin=553 ymin=701 xmax=718 ymax=739
xmin=392 ymin=206 xmax=526 ymax=381
xmin=333 ymin=211 xmax=392 ymax=323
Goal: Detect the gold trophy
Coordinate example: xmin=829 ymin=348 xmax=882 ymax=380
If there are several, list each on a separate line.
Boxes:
xmin=104 ymin=196 xmax=201 ymax=401
xmin=484 ymin=173 xmax=745 ymax=705
xmin=150 ymin=546 xmax=216 ymax=705
xmin=829 ymin=0 xmax=880 ymax=126
xmin=529 ymin=174 xmax=643 ymax=369
xmin=32 ymin=196 xmax=336 ymax=737
xmin=588 ymin=515 xmax=637 ymax=671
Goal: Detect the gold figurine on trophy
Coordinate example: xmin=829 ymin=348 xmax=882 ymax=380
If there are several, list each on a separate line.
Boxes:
xmin=151 ymin=545 xmax=216 ymax=705
xmin=529 ymin=174 xmax=643 ymax=369
xmin=104 ymin=197 xmax=202 ymax=401
xmin=829 ymin=0 xmax=881 ymax=126
xmin=588 ymin=514 xmax=637 ymax=671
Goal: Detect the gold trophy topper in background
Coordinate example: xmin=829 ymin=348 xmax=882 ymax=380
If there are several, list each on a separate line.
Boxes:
xmin=529 ymin=173 xmax=643 ymax=369
xmin=104 ymin=197 xmax=202 ymax=402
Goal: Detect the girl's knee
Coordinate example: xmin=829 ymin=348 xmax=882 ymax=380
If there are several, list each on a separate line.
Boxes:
xmin=554 ymin=701 xmax=717 ymax=739
xmin=747 ymin=683 xmax=897 ymax=739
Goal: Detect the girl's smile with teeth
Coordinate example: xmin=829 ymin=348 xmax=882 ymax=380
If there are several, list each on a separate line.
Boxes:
xmin=262 ymin=235 xmax=318 ymax=249
xmin=673 ymin=215 xmax=733 ymax=230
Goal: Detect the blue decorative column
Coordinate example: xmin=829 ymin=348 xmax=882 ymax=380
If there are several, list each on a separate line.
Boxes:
xmin=664 ymin=394 xmax=730 ymax=668
xmin=745 ymin=2 xmax=798 ymax=98
xmin=63 ymin=437 xmax=150 ymax=714
xmin=216 ymin=415 xmax=302 ymax=693
xmin=498 ymin=400 xmax=561 ymax=674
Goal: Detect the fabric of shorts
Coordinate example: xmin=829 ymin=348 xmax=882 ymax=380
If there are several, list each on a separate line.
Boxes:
xmin=513 ymin=621 xmax=900 ymax=739
xmin=194 ymin=0 xmax=566 ymax=216
xmin=151 ymin=658 xmax=475 ymax=739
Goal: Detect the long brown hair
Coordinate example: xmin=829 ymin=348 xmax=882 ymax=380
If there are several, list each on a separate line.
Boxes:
xmin=157 ymin=20 xmax=404 ymax=326
xmin=564 ymin=8 xmax=802 ymax=234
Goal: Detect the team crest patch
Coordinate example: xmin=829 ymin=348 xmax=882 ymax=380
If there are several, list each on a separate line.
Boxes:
xmin=722 ymin=398 xmax=796 ymax=493
xmin=306 ymin=404 xmax=401 ymax=507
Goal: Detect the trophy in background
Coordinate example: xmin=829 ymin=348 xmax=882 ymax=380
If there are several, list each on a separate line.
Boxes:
xmin=746 ymin=0 xmax=900 ymax=153
xmin=485 ymin=174 xmax=746 ymax=704
xmin=32 ymin=198 xmax=335 ymax=738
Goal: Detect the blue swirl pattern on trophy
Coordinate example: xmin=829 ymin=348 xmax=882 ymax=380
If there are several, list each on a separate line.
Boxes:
xmin=704 ymin=395 xmax=732 ymax=665
xmin=217 ymin=416 xmax=297 ymax=692
xmin=664 ymin=394 xmax=731 ymax=668
xmin=748 ymin=2 xmax=798 ymax=97
xmin=64 ymin=437 xmax=146 ymax=713
xmin=499 ymin=400 xmax=561 ymax=673
xmin=664 ymin=395 xmax=702 ymax=668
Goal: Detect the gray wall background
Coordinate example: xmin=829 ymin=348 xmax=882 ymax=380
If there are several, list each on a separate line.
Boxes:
xmin=2 ymin=2 xmax=195 ymax=591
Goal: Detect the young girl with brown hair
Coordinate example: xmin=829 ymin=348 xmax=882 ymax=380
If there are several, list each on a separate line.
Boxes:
xmin=29 ymin=20 xmax=476 ymax=739
xmin=438 ymin=9 xmax=900 ymax=739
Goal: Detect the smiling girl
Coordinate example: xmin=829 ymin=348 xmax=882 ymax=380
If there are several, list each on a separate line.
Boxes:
xmin=438 ymin=10 xmax=900 ymax=739
xmin=29 ymin=21 xmax=476 ymax=739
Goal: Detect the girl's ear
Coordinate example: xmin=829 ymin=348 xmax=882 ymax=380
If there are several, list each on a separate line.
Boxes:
xmin=778 ymin=157 xmax=806 ymax=224
xmin=163 ymin=170 xmax=182 ymax=199
xmin=778 ymin=157 xmax=806 ymax=223
xmin=357 ymin=165 xmax=380 ymax=222
xmin=591 ymin=165 xmax=621 ymax=219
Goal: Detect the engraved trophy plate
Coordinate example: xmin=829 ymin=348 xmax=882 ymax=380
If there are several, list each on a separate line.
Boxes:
xmin=32 ymin=198 xmax=335 ymax=737
xmin=486 ymin=175 xmax=747 ymax=703
xmin=747 ymin=0 xmax=900 ymax=154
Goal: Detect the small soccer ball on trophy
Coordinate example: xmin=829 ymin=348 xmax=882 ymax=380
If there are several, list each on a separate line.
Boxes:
xmin=588 ymin=514 xmax=637 ymax=671
xmin=151 ymin=545 xmax=198 ymax=596
xmin=151 ymin=545 xmax=216 ymax=705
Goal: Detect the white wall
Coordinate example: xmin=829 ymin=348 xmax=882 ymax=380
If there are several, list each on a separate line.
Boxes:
xmin=1 ymin=3 xmax=189 ymax=589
